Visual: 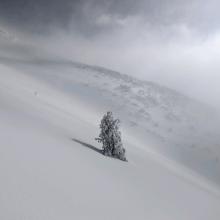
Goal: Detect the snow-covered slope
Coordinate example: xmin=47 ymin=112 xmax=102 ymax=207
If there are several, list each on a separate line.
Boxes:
xmin=0 ymin=59 xmax=220 ymax=219
xmin=1 ymin=55 xmax=220 ymax=184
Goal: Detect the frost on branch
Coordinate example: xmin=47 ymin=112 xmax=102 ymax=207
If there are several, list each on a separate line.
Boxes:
xmin=95 ymin=111 xmax=127 ymax=161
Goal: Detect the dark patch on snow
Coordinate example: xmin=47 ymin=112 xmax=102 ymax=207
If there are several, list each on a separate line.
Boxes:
xmin=72 ymin=138 xmax=103 ymax=155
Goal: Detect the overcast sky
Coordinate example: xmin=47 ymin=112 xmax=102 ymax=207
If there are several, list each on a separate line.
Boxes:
xmin=0 ymin=0 xmax=220 ymax=107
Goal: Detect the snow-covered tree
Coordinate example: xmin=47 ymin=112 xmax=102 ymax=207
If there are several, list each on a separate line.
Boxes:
xmin=95 ymin=111 xmax=127 ymax=161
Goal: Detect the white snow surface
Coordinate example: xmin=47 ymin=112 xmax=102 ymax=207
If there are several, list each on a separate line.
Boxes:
xmin=0 ymin=56 xmax=220 ymax=219
xmin=0 ymin=27 xmax=220 ymax=220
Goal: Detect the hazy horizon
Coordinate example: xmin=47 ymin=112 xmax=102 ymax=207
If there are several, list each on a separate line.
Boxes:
xmin=0 ymin=0 xmax=220 ymax=108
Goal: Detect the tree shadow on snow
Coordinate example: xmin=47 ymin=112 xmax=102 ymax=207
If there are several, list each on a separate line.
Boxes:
xmin=71 ymin=138 xmax=127 ymax=162
xmin=72 ymin=138 xmax=103 ymax=155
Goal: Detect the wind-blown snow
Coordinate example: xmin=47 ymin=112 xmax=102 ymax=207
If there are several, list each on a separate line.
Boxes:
xmin=1 ymin=54 xmax=220 ymax=183
xmin=0 ymin=33 xmax=220 ymax=219
xmin=0 ymin=60 xmax=220 ymax=219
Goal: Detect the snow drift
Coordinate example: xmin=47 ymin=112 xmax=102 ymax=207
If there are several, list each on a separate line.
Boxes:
xmin=0 ymin=33 xmax=220 ymax=219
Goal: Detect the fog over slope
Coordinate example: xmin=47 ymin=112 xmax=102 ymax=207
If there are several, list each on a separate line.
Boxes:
xmin=0 ymin=32 xmax=220 ymax=185
xmin=1 ymin=0 xmax=220 ymax=107
xmin=1 ymin=62 xmax=220 ymax=220
xmin=1 ymin=14 xmax=220 ymax=219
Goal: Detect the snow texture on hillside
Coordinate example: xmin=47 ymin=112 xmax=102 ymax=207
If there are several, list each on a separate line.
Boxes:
xmin=1 ymin=54 xmax=220 ymax=185
xmin=0 ymin=33 xmax=220 ymax=219
xmin=0 ymin=63 xmax=220 ymax=220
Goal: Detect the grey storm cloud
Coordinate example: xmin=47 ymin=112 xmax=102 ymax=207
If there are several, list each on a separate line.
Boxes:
xmin=1 ymin=0 xmax=220 ymax=108
xmin=0 ymin=0 xmax=220 ymax=34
